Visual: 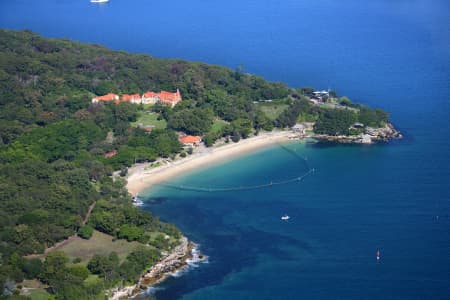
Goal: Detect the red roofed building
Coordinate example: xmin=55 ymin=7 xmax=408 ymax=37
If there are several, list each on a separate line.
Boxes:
xmin=121 ymin=93 xmax=142 ymax=103
xmin=92 ymin=93 xmax=119 ymax=103
xmin=104 ymin=150 xmax=118 ymax=158
xmin=179 ymin=135 xmax=202 ymax=146
xmin=91 ymin=90 xmax=182 ymax=107
xmin=159 ymin=89 xmax=182 ymax=107
xmin=142 ymin=91 xmax=160 ymax=104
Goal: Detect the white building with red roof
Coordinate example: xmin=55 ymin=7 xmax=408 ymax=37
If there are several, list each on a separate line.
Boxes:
xmin=142 ymin=91 xmax=160 ymax=104
xmin=121 ymin=93 xmax=142 ymax=103
xmin=92 ymin=90 xmax=182 ymax=107
xmin=159 ymin=89 xmax=182 ymax=107
xmin=179 ymin=135 xmax=202 ymax=146
xmin=92 ymin=93 xmax=119 ymax=103
xmin=142 ymin=89 xmax=182 ymax=107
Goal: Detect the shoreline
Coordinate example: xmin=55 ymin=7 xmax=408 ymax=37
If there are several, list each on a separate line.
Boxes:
xmin=126 ymin=130 xmax=293 ymax=195
xmin=126 ymin=123 xmax=401 ymax=197
xmin=111 ymin=131 xmax=292 ymax=299
xmin=117 ymin=125 xmax=401 ymax=299
xmin=109 ymin=236 xmax=207 ymax=300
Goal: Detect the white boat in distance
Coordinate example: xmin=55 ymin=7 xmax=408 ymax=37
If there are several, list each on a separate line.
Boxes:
xmin=91 ymin=0 xmax=109 ymax=3
xmin=281 ymin=215 xmax=290 ymax=221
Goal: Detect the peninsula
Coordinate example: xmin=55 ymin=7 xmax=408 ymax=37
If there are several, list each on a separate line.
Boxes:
xmin=0 ymin=29 xmax=399 ymax=299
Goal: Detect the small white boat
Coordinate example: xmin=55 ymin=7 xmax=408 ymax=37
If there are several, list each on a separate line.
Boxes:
xmin=91 ymin=0 xmax=109 ymax=3
xmin=281 ymin=215 xmax=290 ymax=220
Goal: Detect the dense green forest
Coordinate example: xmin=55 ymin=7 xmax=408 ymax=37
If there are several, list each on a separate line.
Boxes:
xmin=0 ymin=29 xmax=291 ymax=299
xmin=0 ymin=29 xmax=390 ymax=299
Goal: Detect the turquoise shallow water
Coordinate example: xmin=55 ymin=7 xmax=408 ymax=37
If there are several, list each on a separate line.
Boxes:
xmin=1 ymin=0 xmax=449 ymax=299
xmin=143 ymin=139 xmax=450 ymax=299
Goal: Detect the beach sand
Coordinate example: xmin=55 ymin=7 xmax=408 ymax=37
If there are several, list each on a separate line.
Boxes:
xmin=126 ymin=130 xmax=293 ymax=195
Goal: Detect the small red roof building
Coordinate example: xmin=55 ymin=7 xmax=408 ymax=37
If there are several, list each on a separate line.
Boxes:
xmin=104 ymin=150 xmax=118 ymax=158
xmin=179 ymin=135 xmax=202 ymax=146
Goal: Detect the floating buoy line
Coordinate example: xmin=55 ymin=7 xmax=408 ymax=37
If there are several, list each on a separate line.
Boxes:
xmin=155 ymin=143 xmax=314 ymax=193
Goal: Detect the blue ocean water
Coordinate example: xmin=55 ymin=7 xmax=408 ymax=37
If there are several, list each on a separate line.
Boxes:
xmin=1 ymin=0 xmax=450 ymax=299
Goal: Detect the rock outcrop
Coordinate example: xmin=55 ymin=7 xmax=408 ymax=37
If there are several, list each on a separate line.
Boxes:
xmin=109 ymin=236 xmax=206 ymax=300
xmin=305 ymin=123 xmax=402 ymax=144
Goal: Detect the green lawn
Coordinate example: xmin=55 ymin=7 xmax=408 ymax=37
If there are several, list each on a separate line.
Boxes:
xmin=259 ymin=104 xmax=289 ymax=120
xmin=29 ymin=289 xmax=54 ymax=300
xmin=84 ymin=274 xmax=101 ymax=286
xmin=54 ymin=230 xmax=141 ymax=264
xmin=131 ymin=112 xmax=167 ymax=129
xmin=210 ymin=119 xmax=228 ymax=134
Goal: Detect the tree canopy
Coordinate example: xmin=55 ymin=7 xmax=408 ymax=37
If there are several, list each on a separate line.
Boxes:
xmin=0 ymin=29 xmax=390 ymax=298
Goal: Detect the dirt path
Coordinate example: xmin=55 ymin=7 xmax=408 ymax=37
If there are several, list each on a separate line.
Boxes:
xmin=82 ymin=201 xmax=97 ymax=226
xmin=25 ymin=201 xmax=96 ymax=258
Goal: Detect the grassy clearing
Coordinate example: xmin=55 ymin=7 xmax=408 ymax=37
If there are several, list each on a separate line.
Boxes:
xmin=210 ymin=119 xmax=228 ymax=134
xmin=84 ymin=274 xmax=101 ymax=285
xmin=297 ymin=112 xmax=318 ymax=122
xmin=141 ymin=104 xmax=155 ymax=109
xmin=21 ymin=280 xmax=52 ymax=299
xmin=131 ymin=112 xmax=167 ymax=129
xmin=29 ymin=289 xmax=54 ymax=300
xmin=259 ymin=104 xmax=289 ymax=120
xmin=54 ymin=230 xmax=141 ymax=264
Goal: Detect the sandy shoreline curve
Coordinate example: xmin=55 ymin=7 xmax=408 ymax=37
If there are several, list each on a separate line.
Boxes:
xmin=126 ymin=130 xmax=293 ymax=195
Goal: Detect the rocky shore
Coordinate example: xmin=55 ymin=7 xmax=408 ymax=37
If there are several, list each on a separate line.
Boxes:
xmin=109 ymin=237 xmax=206 ymax=300
xmin=290 ymin=123 xmax=402 ymax=144
xmin=315 ymin=123 xmax=402 ymax=144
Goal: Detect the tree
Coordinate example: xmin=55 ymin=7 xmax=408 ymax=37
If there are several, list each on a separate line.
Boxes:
xmin=274 ymin=99 xmax=312 ymax=128
xmin=358 ymin=107 xmax=389 ymax=127
xmin=40 ymin=251 xmax=69 ymax=290
xmin=78 ymin=225 xmax=94 ymax=239
xmin=67 ymin=265 xmax=89 ymax=280
xmin=314 ymin=109 xmax=357 ymax=135
xmin=168 ymin=108 xmax=214 ymax=135
xmin=118 ymin=224 xmax=143 ymax=242
xmin=87 ymin=253 xmax=118 ymax=281
xmin=339 ymin=96 xmax=352 ymax=106
xmin=21 ymin=258 xmax=42 ymax=279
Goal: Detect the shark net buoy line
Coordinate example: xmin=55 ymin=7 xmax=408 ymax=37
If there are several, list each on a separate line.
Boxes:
xmin=155 ymin=143 xmax=315 ymax=193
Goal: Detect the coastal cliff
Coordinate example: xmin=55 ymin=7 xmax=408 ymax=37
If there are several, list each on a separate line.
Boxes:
xmin=110 ymin=237 xmax=206 ymax=300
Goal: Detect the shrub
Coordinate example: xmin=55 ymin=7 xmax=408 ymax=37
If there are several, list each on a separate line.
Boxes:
xmin=78 ymin=225 xmax=94 ymax=239
xmin=73 ymin=257 xmax=82 ymax=264
xmin=68 ymin=265 xmax=90 ymax=280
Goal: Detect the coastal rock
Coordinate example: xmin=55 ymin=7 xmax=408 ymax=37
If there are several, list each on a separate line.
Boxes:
xmin=108 ymin=236 xmax=207 ymax=300
xmin=312 ymin=123 xmax=401 ymax=144
xmin=139 ymin=237 xmax=206 ymax=287
xmin=361 ymin=134 xmax=372 ymax=144
xmin=109 ymin=285 xmax=137 ymax=300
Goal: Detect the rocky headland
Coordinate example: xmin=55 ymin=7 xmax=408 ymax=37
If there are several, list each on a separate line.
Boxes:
xmin=290 ymin=123 xmax=402 ymax=144
xmin=109 ymin=237 xmax=207 ymax=300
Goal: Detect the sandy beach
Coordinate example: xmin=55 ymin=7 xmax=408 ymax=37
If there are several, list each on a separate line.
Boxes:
xmin=126 ymin=130 xmax=293 ymax=195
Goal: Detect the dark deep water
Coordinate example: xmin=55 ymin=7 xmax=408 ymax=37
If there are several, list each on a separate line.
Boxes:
xmin=1 ymin=0 xmax=449 ymax=299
